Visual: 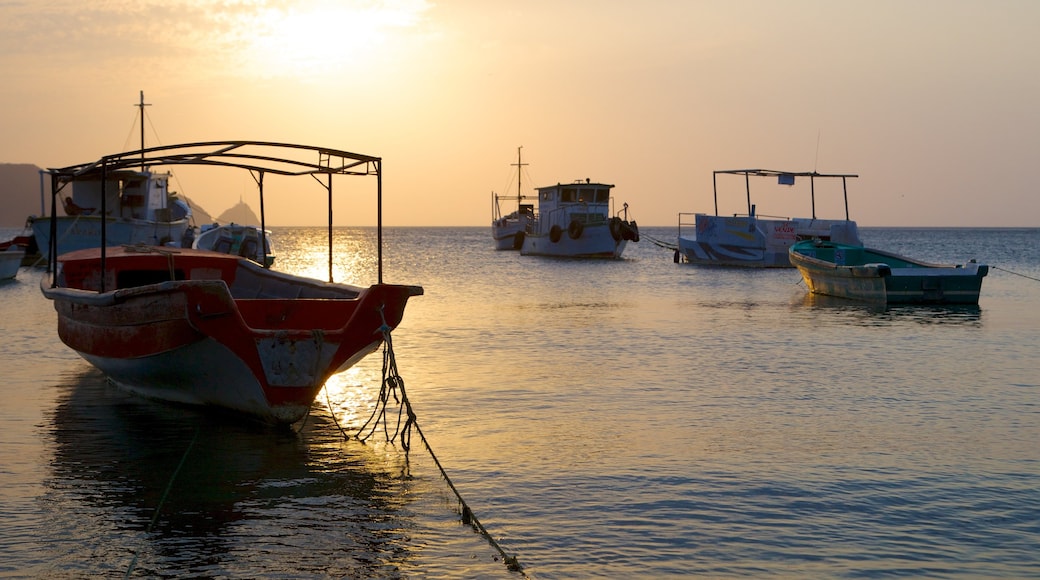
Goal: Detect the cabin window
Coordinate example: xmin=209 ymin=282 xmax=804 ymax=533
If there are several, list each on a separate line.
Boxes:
xmin=596 ymin=189 xmax=609 ymax=203
xmin=562 ymin=188 xmax=577 ymax=202
xmin=541 ymin=191 xmax=554 ymax=201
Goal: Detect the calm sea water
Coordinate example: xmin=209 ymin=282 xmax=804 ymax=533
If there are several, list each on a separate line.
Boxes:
xmin=1 ymin=226 xmax=1038 ymax=578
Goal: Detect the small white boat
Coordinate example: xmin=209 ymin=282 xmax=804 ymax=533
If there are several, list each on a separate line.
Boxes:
xmin=0 ymin=245 xmax=25 ymax=280
xmin=193 ymin=223 xmax=275 ymax=267
xmin=520 ymin=179 xmax=639 ymax=259
xmin=30 ymin=93 xmax=194 ymax=261
xmin=789 ymin=240 xmax=988 ymax=304
xmin=676 ymin=169 xmax=862 ymax=267
xmin=491 ymin=147 xmax=534 ymax=250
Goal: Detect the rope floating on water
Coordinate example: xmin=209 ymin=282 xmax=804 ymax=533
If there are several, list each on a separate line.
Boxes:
xmin=331 ymin=309 xmax=525 ymax=574
xmin=124 ymin=426 xmax=200 ymax=579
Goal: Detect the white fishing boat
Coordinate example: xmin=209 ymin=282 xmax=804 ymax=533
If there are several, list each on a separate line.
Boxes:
xmin=193 ymin=222 xmax=275 ymax=267
xmin=519 ymin=179 xmax=639 ymax=259
xmin=491 ymin=147 xmax=534 ymax=250
xmin=30 ymin=92 xmax=194 ymax=259
xmin=676 ymin=169 xmax=862 ymax=267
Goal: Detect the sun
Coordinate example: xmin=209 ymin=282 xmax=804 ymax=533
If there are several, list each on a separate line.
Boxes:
xmin=237 ymin=0 xmax=432 ymax=80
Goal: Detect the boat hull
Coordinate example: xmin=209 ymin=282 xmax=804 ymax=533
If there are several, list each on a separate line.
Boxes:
xmin=678 ymin=214 xmax=861 ymax=268
xmin=0 ymin=248 xmax=24 ymax=279
xmin=520 ymin=223 xmax=629 ymax=258
xmin=42 ymin=247 xmax=422 ymax=424
xmin=789 ymin=240 xmax=988 ymax=305
xmin=32 ymin=215 xmax=193 ymax=258
xmin=492 ymin=220 xmax=528 ymax=251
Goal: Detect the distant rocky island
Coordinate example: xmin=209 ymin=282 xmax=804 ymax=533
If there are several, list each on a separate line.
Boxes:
xmin=0 ymin=163 xmax=258 ymax=229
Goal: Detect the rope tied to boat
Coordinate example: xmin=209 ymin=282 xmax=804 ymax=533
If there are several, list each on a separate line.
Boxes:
xmin=993 ymin=265 xmax=1040 ymax=283
xmin=330 ymin=306 xmax=524 ymax=574
xmin=122 ymin=243 xmax=181 ymax=280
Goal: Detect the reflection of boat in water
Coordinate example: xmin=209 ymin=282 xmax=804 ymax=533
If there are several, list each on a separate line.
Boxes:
xmin=790 ymin=239 xmax=988 ymax=305
xmin=796 ymin=290 xmax=982 ymax=324
xmin=41 ymin=140 xmax=422 ymax=425
xmin=193 ymin=222 xmax=275 ymax=267
xmin=42 ymin=368 xmax=417 ymax=576
xmin=491 ymin=147 xmax=534 ymax=251
xmin=676 ymin=169 xmax=862 ymax=267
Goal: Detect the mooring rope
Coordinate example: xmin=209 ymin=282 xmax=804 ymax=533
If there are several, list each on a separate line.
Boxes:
xmin=993 ymin=265 xmax=1040 ymax=283
xmin=329 ymin=307 xmax=524 ymax=574
xmin=642 ymin=233 xmax=678 ymax=251
xmin=124 ymin=426 xmax=200 ymax=578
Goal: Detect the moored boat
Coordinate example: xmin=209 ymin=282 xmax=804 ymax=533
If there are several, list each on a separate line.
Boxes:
xmin=0 ymin=245 xmax=25 ymax=280
xmin=40 ymin=140 xmax=423 ymax=425
xmin=193 ymin=222 xmax=275 ymax=267
xmin=676 ymin=169 xmax=862 ymax=267
xmin=519 ymin=179 xmax=639 ymax=259
xmin=491 ymin=147 xmax=534 ymax=250
xmin=29 ymin=93 xmax=194 ymax=259
xmin=789 ymin=239 xmax=988 ymax=305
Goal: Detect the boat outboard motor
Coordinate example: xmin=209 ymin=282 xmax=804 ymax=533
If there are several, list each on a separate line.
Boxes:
xmin=181 ymin=226 xmax=196 ymax=249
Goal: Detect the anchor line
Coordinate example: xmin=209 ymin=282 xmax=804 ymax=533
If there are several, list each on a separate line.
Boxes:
xmin=329 ymin=307 xmax=525 ymax=574
xmin=124 ymin=426 xmax=200 ymax=578
xmin=642 ymin=233 xmax=678 ymax=251
xmin=993 ymin=265 xmax=1040 ymax=283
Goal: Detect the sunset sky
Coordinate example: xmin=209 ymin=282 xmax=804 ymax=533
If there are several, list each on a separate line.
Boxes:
xmin=2 ymin=0 xmax=1037 ymax=227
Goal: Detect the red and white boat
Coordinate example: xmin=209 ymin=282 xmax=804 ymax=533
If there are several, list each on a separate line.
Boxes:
xmin=40 ymin=141 xmax=423 ymax=424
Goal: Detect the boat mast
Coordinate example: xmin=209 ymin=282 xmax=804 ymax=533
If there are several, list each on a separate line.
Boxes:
xmin=137 ymin=90 xmax=150 ymax=170
xmin=513 ymin=146 xmax=526 ymax=205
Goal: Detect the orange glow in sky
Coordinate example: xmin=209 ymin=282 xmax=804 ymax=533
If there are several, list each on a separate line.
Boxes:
xmin=1 ymin=1 xmax=1038 ymax=227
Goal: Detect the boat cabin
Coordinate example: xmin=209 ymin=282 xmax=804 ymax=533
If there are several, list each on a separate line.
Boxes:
xmin=534 ymin=179 xmax=615 ymax=229
xmin=63 ymin=169 xmax=188 ymax=223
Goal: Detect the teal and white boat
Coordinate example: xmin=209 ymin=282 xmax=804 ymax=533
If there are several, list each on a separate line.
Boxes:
xmin=789 ymin=239 xmax=988 ymax=305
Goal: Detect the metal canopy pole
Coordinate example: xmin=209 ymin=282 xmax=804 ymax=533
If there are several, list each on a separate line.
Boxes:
xmin=712 ymin=172 xmax=719 ymax=216
xmin=327 ymin=173 xmax=333 ymax=283
xmin=48 ymin=173 xmax=58 ymax=279
xmin=100 ymin=160 xmax=108 ymax=293
xmin=258 ymin=170 xmax=267 ymax=268
xmin=744 ymin=171 xmax=751 ymax=216
xmin=810 ymin=174 xmax=817 ymax=219
xmin=842 ymin=176 xmax=849 ymax=220
xmin=377 ymin=160 xmax=383 ymax=285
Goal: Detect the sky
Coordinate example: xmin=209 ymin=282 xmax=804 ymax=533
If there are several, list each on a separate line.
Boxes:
xmin=1 ymin=0 xmax=1038 ymax=227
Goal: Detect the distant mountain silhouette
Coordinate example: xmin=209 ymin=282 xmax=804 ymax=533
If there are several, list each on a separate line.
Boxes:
xmin=212 ymin=198 xmax=261 ymax=227
xmin=0 ymin=162 xmax=261 ymax=230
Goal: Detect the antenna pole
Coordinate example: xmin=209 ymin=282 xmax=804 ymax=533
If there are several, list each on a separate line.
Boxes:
xmin=512 ymin=146 xmax=527 ymax=204
xmin=137 ymin=91 xmax=151 ymax=170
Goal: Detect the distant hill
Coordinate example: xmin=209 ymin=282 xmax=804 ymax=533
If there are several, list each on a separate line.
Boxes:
xmin=0 ymin=162 xmax=259 ymax=230
xmin=212 ymin=199 xmax=261 ymax=227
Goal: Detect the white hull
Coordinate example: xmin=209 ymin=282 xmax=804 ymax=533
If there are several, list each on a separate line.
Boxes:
xmin=0 ymin=248 xmax=24 ymax=280
xmin=678 ymin=215 xmax=861 ymax=268
xmin=78 ymin=335 xmax=381 ymax=423
xmin=32 ymin=215 xmax=193 ymax=257
xmin=521 ymin=224 xmax=628 ymax=258
xmin=492 ymin=219 xmax=529 ymax=251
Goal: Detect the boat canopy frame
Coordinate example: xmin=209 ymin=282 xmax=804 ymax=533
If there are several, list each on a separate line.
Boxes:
xmin=45 ymin=140 xmax=386 ymax=291
xmin=711 ymin=169 xmax=858 ymax=221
